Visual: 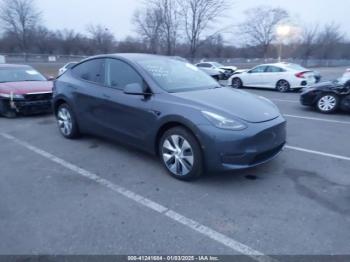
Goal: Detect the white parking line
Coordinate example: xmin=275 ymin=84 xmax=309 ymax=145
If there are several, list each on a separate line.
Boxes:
xmin=286 ymin=145 xmax=350 ymax=161
xmin=284 ymin=114 xmax=350 ymax=125
xmin=0 ymin=132 xmax=275 ymax=262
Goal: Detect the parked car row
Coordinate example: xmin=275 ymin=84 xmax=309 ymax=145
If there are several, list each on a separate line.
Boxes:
xmin=0 ymin=56 xmax=349 ymax=181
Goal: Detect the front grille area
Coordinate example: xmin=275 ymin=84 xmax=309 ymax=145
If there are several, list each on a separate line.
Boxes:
xmin=24 ymin=92 xmax=52 ymax=101
xmin=250 ymin=144 xmax=285 ymax=165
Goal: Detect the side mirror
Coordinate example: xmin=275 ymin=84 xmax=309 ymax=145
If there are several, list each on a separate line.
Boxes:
xmin=124 ymin=83 xmax=146 ymax=95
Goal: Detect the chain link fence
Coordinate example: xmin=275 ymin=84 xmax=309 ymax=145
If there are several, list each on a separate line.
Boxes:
xmin=1 ymin=53 xmax=350 ymax=70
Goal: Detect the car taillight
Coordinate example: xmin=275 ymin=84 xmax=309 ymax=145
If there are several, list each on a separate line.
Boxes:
xmin=295 ymin=72 xmax=305 ymax=78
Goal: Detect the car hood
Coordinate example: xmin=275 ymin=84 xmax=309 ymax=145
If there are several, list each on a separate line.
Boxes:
xmin=0 ymin=81 xmax=53 ymax=95
xmin=199 ymin=68 xmax=221 ymax=76
xmin=220 ymin=66 xmax=237 ymax=71
xmin=173 ymin=87 xmax=280 ymax=123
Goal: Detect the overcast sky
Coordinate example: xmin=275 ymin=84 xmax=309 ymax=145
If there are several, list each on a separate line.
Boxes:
xmin=35 ymin=0 xmax=349 ymax=42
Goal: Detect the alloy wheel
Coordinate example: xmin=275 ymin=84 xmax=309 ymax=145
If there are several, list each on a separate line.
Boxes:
xmin=277 ymin=80 xmax=290 ymax=92
xmin=232 ymin=78 xmax=242 ymax=88
xmin=162 ymin=135 xmax=194 ymax=176
xmin=318 ymin=95 xmax=337 ymax=112
xmin=57 ymin=107 xmax=73 ymax=136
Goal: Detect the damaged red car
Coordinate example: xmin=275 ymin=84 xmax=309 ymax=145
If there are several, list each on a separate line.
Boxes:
xmin=0 ymin=64 xmax=53 ymax=118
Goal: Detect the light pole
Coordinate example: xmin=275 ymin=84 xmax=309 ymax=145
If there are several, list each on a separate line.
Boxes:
xmin=276 ymin=25 xmax=291 ymax=62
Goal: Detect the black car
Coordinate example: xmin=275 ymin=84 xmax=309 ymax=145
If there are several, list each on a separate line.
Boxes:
xmin=53 ymin=54 xmax=286 ymax=180
xmin=300 ymin=80 xmax=350 ymax=113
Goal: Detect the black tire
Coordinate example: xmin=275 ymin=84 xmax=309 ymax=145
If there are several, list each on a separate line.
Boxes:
xmin=0 ymin=100 xmax=17 ymax=118
xmin=231 ymin=77 xmax=243 ymax=89
xmin=276 ymin=80 xmax=290 ymax=92
xmin=159 ymin=127 xmax=203 ymax=181
xmin=56 ymin=103 xmax=80 ymax=138
xmin=316 ymin=93 xmax=339 ymax=114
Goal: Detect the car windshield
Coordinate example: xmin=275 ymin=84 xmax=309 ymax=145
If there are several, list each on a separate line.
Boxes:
xmin=137 ymin=57 xmax=219 ymax=93
xmin=0 ymin=68 xmax=46 ymax=83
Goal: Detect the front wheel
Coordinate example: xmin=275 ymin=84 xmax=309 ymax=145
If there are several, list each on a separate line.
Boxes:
xmin=56 ymin=103 xmax=80 ymax=138
xmin=231 ymin=77 xmax=243 ymax=89
xmin=316 ymin=94 xmax=339 ymax=114
xmin=159 ymin=127 xmax=203 ymax=181
xmin=276 ymin=80 xmax=290 ymax=92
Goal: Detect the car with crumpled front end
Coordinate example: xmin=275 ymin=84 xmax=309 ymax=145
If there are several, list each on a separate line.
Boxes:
xmin=0 ymin=64 xmax=53 ymax=118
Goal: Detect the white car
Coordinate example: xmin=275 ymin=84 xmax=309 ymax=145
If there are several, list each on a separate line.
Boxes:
xmin=58 ymin=62 xmax=77 ymax=76
xmin=229 ymin=63 xmax=318 ymax=92
xmin=196 ymin=62 xmax=237 ymax=80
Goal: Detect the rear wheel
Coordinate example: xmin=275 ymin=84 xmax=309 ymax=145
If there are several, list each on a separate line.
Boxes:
xmin=276 ymin=80 xmax=290 ymax=92
xmin=56 ymin=103 xmax=80 ymax=138
xmin=159 ymin=127 xmax=203 ymax=181
xmin=231 ymin=77 xmax=243 ymax=89
xmin=316 ymin=94 xmax=339 ymax=114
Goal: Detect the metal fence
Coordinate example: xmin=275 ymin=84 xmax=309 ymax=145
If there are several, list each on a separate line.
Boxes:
xmin=1 ymin=53 xmax=350 ymax=69
xmin=0 ymin=53 xmax=87 ymax=64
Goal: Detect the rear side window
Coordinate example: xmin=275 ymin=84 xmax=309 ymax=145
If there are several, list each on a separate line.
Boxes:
xmin=105 ymin=58 xmax=143 ymax=89
xmin=250 ymin=66 xmax=267 ymax=73
xmin=266 ymin=66 xmax=285 ymax=73
xmin=72 ymin=59 xmax=105 ymax=84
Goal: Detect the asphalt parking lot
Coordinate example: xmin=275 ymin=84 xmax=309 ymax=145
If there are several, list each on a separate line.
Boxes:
xmin=0 ymin=67 xmax=349 ymax=258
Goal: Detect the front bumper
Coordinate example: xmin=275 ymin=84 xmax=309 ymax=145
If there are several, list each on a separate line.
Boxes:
xmin=300 ymin=90 xmax=318 ymax=106
xmin=10 ymin=99 xmax=52 ymax=114
xmin=196 ymin=116 xmax=287 ymax=172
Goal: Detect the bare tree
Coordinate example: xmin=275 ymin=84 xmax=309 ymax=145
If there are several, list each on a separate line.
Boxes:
xmin=298 ymin=24 xmax=319 ymax=64
xmin=87 ymin=25 xmax=116 ymax=53
xmin=0 ymin=0 xmax=41 ymax=54
xmin=240 ymin=6 xmax=289 ymax=58
xmin=178 ymin=0 xmax=229 ymax=60
xmin=316 ymin=23 xmax=344 ymax=60
xmin=158 ymin=0 xmax=180 ymax=55
xmin=133 ymin=7 xmax=163 ymax=54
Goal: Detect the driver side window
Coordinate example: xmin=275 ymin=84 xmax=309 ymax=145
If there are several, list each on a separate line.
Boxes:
xmin=105 ymin=58 xmax=143 ymax=90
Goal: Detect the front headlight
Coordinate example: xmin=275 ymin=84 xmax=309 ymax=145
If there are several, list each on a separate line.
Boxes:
xmin=202 ymin=111 xmax=247 ymax=130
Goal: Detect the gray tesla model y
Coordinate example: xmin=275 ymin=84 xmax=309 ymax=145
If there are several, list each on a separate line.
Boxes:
xmin=53 ymin=54 xmax=286 ymax=180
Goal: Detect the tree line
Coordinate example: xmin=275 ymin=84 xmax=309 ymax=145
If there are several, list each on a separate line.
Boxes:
xmin=0 ymin=0 xmax=348 ymax=62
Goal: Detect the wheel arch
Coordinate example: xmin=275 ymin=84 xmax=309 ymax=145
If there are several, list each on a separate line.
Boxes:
xmin=154 ymin=119 xmax=202 ymax=156
xmin=231 ymin=76 xmax=243 ymax=86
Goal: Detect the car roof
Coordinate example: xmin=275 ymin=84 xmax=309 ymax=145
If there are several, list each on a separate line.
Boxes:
xmin=254 ymin=63 xmax=303 ymax=69
xmin=81 ymin=53 xmax=194 ymax=65
xmin=0 ymin=64 xmax=32 ymax=70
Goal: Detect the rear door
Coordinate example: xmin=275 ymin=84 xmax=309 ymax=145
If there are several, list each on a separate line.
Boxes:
xmin=244 ymin=66 xmax=267 ymax=87
xmin=70 ymin=58 xmax=108 ymax=131
xmin=264 ymin=66 xmax=286 ymax=88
